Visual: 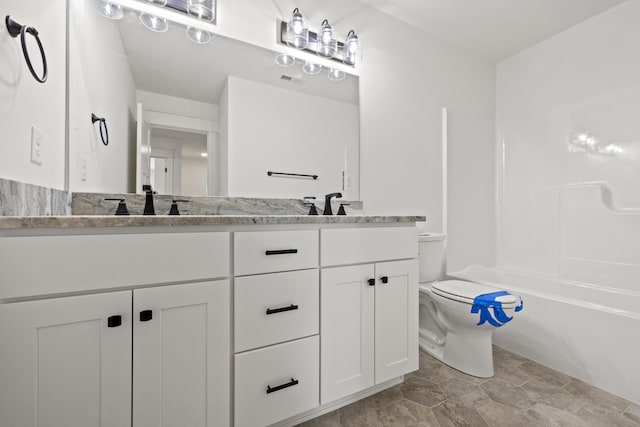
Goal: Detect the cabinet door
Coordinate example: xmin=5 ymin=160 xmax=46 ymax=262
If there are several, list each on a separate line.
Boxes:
xmin=0 ymin=292 xmax=132 ymax=427
xmin=133 ymin=280 xmax=230 ymax=427
xmin=320 ymin=265 xmax=375 ymax=404
xmin=375 ymin=259 xmax=419 ymax=383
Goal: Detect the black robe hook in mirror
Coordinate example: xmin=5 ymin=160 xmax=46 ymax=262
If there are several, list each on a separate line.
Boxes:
xmin=5 ymin=16 xmax=48 ymax=84
xmin=91 ymin=114 xmax=109 ymax=146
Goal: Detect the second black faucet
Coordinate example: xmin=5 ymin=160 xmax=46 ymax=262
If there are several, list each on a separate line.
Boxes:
xmin=323 ymin=192 xmax=343 ymax=215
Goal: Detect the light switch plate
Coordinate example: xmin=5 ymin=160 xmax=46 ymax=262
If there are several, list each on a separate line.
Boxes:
xmin=30 ymin=126 xmax=43 ymax=165
xmin=80 ymin=157 xmax=87 ymax=181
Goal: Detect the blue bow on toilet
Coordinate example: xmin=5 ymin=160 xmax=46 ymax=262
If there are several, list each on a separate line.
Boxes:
xmin=471 ymin=291 xmax=523 ymax=327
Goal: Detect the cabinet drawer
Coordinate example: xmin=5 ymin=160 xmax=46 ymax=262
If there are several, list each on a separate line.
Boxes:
xmin=0 ymin=232 xmax=230 ymax=299
xmin=234 ymin=230 xmax=318 ymax=275
xmin=321 ymin=227 xmax=417 ymax=266
xmin=235 ymin=270 xmax=319 ymax=352
xmin=235 ymin=336 xmax=319 ymax=427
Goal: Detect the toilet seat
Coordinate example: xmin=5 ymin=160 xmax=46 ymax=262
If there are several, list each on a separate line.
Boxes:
xmin=430 ymin=280 xmax=519 ymax=308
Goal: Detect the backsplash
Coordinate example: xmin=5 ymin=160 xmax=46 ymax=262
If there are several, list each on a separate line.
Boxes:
xmin=72 ymin=193 xmax=364 ymax=216
xmin=0 ymin=178 xmax=71 ymax=216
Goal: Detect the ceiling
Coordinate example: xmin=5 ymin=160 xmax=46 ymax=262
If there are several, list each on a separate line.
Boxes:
xmin=151 ymin=128 xmax=207 ymax=159
xmin=358 ymin=0 xmax=626 ymax=61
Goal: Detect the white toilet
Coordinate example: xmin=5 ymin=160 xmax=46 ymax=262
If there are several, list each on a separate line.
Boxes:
xmin=418 ymin=233 xmax=522 ymax=377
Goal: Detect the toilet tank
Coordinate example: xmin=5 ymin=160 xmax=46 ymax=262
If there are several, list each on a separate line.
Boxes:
xmin=418 ymin=233 xmax=446 ymax=283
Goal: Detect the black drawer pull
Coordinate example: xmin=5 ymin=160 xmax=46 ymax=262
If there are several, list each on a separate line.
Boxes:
xmin=266 ymin=304 xmax=299 ymax=315
xmin=140 ymin=310 xmax=153 ymax=322
xmin=368 ymin=278 xmax=376 ymax=286
xmin=266 ymin=378 xmax=299 ymax=394
xmin=265 ymin=249 xmax=298 ymax=256
xmin=107 ymin=315 xmax=122 ymax=328
xmin=381 ymin=276 xmax=389 ymax=284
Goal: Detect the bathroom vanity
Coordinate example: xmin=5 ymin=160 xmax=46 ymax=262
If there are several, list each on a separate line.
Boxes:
xmin=0 ymin=215 xmax=422 ymax=427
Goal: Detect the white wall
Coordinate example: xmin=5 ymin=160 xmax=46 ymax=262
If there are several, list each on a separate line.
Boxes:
xmin=0 ymin=0 xmax=67 ymax=189
xmin=496 ymin=0 xmax=640 ymax=287
xmin=68 ymin=0 xmax=137 ymax=193
xmin=182 ymin=158 xmax=208 ymax=196
xmin=217 ymin=83 xmax=229 ymax=196
xmin=223 ymin=76 xmax=359 ymax=199
xmin=137 ymin=91 xmax=218 ymax=121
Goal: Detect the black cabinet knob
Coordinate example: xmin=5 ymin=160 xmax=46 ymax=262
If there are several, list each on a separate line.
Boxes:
xmin=107 ymin=315 xmax=122 ymax=328
xmin=381 ymin=276 xmax=389 ymax=284
xmin=140 ymin=310 xmax=153 ymax=322
xmin=368 ymin=278 xmax=376 ymax=286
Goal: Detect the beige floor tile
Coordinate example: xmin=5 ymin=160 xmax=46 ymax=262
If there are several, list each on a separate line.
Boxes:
xmin=297 ymin=410 xmax=341 ymax=427
xmin=518 ymin=361 xmax=572 ymax=387
xmin=575 ymin=405 xmax=640 ymax=427
xmin=432 ymin=400 xmax=489 ymax=427
xmin=400 ymin=376 xmax=447 ymax=408
xmin=378 ymin=398 xmax=441 ymax=427
xmin=438 ymin=378 xmax=487 ymax=405
xmin=525 ymin=403 xmax=587 ymax=427
xmin=480 ymin=379 xmax=536 ymax=410
xmin=564 ymin=378 xmax=631 ymax=412
xmin=474 ymin=399 xmax=536 ymax=427
xmin=521 ymin=379 xmax=584 ymax=413
xmin=624 ymin=404 xmax=640 ymax=424
xmin=492 ymin=361 xmax=531 ymax=386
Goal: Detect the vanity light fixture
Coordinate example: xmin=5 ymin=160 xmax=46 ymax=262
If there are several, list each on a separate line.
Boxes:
xmin=317 ymin=19 xmax=337 ymax=58
xmin=327 ymin=68 xmax=345 ymax=81
xmin=286 ymin=8 xmax=308 ymax=49
xmin=343 ymin=30 xmax=359 ymax=66
xmin=277 ymin=10 xmax=361 ymax=75
xmin=91 ymin=0 xmax=124 ymax=20
xmin=200 ymin=152 xmax=208 ymax=157
xmin=140 ymin=13 xmax=168 ymax=32
xmin=275 ymin=53 xmax=295 ymax=67
xmin=302 ymin=61 xmax=321 ymax=75
xmin=187 ymin=0 xmax=215 ymax=22
xmin=186 ymin=25 xmax=213 ymax=44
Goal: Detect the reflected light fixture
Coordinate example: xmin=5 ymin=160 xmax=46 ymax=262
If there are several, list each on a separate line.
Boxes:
xmin=187 ymin=0 xmax=215 ymax=22
xmin=343 ymin=30 xmax=359 ymax=66
xmin=92 ymin=0 xmax=124 ymax=20
xmin=275 ymin=53 xmax=296 ymax=67
xmin=317 ymin=19 xmax=337 ymax=58
xmin=286 ymin=8 xmax=309 ymax=49
xmin=200 ymin=152 xmax=208 ymax=157
xmin=327 ymin=68 xmax=345 ymax=81
xmin=303 ymin=61 xmax=322 ymax=75
xmin=186 ymin=26 xmax=213 ymax=44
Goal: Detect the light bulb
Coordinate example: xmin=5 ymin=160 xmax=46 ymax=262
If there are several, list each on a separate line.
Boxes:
xmin=92 ymin=0 xmax=124 ymax=20
xmin=286 ymin=8 xmax=308 ymax=49
xmin=186 ymin=26 xmax=214 ymax=44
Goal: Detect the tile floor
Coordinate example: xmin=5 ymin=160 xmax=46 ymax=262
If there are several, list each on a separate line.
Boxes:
xmin=299 ymin=347 xmax=640 ymax=426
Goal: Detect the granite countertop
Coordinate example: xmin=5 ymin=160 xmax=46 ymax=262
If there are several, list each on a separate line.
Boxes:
xmin=0 ymin=215 xmax=426 ymax=229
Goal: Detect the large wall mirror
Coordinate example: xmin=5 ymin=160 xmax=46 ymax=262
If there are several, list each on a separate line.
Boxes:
xmin=67 ymin=0 xmax=360 ymax=199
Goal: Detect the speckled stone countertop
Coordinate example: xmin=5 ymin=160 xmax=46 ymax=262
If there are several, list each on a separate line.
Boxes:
xmin=0 ymin=215 xmax=426 ymax=229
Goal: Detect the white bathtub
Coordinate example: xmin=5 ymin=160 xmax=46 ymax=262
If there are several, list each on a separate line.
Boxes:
xmin=449 ymin=265 xmax=640 ymax=405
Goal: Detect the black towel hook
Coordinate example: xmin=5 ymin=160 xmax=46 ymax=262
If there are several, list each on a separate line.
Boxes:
xmin=91 ymin=114 xmax=109 ymax=146
xmin=5 ymin=16 xmax=48 ymax=84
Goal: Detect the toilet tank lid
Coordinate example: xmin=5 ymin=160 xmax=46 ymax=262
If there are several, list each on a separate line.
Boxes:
xmin=418 ymin=233 xmax=446 ymax=242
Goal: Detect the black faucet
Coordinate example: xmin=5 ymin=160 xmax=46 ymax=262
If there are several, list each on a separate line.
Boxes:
xmin=143 ymin=189 xmax=155 ymax=216
xmin=323 ymin=192 xmax=343 ymax=215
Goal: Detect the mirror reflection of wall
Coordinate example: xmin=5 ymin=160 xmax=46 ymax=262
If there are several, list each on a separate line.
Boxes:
xmin=149 ymin=128 xmax=209 ymax=196
xmin=68 ymin=0 xmax=360 ymax=199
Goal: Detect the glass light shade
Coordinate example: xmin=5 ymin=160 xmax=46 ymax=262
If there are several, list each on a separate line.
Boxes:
xmin=343 ymin=30 xmax=359 ymax=66
xmin=186 ymin=26 xmax=214 ymax=44
xmin=275 ymin=53 xmax=296 ymax=67
xmin=328 ymin=68 xmax=345 ymax=81
xmin=91 ymin=0 xmax=124 ymax=20
xmin=317 ymin=19 xmax=337 ymax=57
xmin=286 ymin=8 xmax=308 ymax=49
xmin=145 ymin=0 xmax=167 ymax=5
xmin=140 ymin=13 xmax=168 ymax=32
xmin=188 ymin=0 xmax=215 ymax=22
xmin=303 ymin=61 xmax=322 ymax=75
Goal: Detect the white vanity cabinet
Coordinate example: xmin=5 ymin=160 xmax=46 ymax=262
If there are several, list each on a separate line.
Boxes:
xmin=320 ymin=228 xmax=419 ymax=404
xmin=233 ymin=230 xmax=320 ymax=427
xmin=0 ymin=291 xmax=133 ymax=427
xmin=0 ymin=231 xmax=231 ymax=427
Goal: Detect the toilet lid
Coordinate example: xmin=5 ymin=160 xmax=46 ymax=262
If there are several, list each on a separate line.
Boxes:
xmin=431 ymin=280 xmax=519 ymax=307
